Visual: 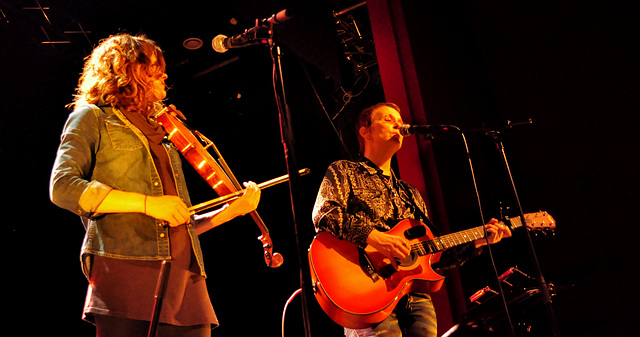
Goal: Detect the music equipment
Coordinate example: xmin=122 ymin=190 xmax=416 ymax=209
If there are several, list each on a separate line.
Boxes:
xmin=148 ymin=260 xmax=171 ymax=337
xmin=308 ymin=212 xmax=555 ymax=328
xmin=399 ymin=124 xmax=457 ymax=136
xmin=212 ymin=8 xmax=292 ymax=53
xmin=155 ymin=105 xmax=300 ymax=268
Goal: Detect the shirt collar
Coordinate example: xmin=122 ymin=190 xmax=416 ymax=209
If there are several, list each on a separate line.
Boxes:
xmin=359 ymin=157 xmax=396 ymax=180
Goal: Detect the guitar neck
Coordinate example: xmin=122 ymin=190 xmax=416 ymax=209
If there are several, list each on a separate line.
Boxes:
xmin=417 ymin=217 xmax=523 ymax=255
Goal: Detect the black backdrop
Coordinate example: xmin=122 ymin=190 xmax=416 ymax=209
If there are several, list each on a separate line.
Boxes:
xmin=1 ymin=1 xmax=638 ymax=336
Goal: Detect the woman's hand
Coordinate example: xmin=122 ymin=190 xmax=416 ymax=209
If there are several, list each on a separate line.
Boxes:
xmin=224 ymin=181 xmax=261 ymax=218
xmin=146 ymin=181 xmax=261 ymax=229
xmin=145 ymin=195 xmax=190 ymax=227
xmin=95 ymin=190 xmax=189 ymax=227
xmin=193 ymin=181 xmax=262 ymax=235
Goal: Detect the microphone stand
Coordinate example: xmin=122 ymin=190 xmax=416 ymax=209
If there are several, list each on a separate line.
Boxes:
xmin=485 ymin=125 xmax=561 ymax=337
xmin=266 ymin=20 xmax=314 ymax=337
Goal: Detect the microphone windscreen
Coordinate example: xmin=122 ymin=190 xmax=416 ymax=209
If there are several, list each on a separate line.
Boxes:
xmin=212 ymin=35 xmax=228 ymax=53
xmin=399 ymin=124 xmax=413 ymax=136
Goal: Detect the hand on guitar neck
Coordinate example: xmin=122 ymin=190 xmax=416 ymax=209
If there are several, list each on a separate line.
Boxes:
xmin=473 ymin=218 xmax=512 ymax=248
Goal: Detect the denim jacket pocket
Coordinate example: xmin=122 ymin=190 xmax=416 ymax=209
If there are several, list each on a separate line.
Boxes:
xmin=105 ymin=117 xmax=144 ymax=151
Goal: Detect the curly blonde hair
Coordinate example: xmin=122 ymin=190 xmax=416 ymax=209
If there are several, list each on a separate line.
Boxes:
xmin=69 ymin=33 xmax=166 ymax=114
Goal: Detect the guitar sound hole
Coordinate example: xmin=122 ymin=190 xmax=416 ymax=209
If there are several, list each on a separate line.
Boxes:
xmin=396 ymin=251 xmax=418 ymax=267
xmin=380 ymin=252 xmax=419 ymax=278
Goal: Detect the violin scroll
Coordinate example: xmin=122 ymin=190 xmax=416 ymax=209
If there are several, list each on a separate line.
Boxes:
xmin=261 ymin=237 xmax=284 ymax=268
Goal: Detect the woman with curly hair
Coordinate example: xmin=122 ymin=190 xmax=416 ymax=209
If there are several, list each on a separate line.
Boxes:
xmin=50 ymin=33 xmax=261 ymax=337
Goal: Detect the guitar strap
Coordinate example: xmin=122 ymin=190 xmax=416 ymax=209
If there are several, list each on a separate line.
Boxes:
xmin=392 ymin=171 xmax=441 ymax=237
xmin=361 ymin=157 xmax=441 ymax=236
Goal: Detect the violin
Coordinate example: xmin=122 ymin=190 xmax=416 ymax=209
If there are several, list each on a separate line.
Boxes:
xmin=154 ymin=104 xmax=290 ymax=268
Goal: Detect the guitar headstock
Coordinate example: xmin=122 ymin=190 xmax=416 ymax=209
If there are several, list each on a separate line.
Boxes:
xmin=507 ymin=211 xmax=556 ymax=233
xmin=524 ymin=211 xmax=556 ymax=231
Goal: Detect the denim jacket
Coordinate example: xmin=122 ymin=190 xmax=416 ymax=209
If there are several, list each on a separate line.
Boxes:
xmin=50 ymin=104 xmax=206 ymax=279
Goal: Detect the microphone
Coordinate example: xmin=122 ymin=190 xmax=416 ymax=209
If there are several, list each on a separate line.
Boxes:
xmin=399 ymin=124 xmax=458 ymax=136
xmin=212 ymin=9 xmax=293 ymax=53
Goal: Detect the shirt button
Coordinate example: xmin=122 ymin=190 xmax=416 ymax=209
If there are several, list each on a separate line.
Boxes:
xmin=159 ymin=233 xmax=165 ymax=238
xmin=153 ymin=182 xmax=159 ymax=186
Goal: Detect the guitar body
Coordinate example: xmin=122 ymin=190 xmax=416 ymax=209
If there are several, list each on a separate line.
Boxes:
xmin=308 ymin=219 xmax=445 ymax=329
xmin=308 ymin=211 xmax=555 ymax=329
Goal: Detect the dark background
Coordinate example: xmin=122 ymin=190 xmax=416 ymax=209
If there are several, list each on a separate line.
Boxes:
xmin=1 ymin=0 xmax=638 ymax=336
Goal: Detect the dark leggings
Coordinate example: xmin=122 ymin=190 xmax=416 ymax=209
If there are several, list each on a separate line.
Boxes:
xmin=95 ymin=315 xmax=211 ymax=337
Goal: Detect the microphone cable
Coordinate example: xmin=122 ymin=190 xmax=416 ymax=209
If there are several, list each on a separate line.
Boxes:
xmin=281 ymin=288 xmax=303 ymax=337
xmin=454 ymin=127 xmax=517 ymax=336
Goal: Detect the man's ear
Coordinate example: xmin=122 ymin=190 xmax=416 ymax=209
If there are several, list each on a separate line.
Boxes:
xmin=359 ymin=126 xmax=369 ymax=140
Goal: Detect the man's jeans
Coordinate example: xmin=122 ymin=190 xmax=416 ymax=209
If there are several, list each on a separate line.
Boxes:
xmin=344 ymin=293 xmax=437 ymax=337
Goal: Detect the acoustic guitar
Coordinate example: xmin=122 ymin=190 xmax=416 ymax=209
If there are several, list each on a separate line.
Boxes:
xmin=308 ymin=212 xmax=555 ymax=328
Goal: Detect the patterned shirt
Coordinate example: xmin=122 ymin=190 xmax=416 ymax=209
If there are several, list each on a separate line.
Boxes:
xmin=312 ymin=158 xmax=478 ymax=269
